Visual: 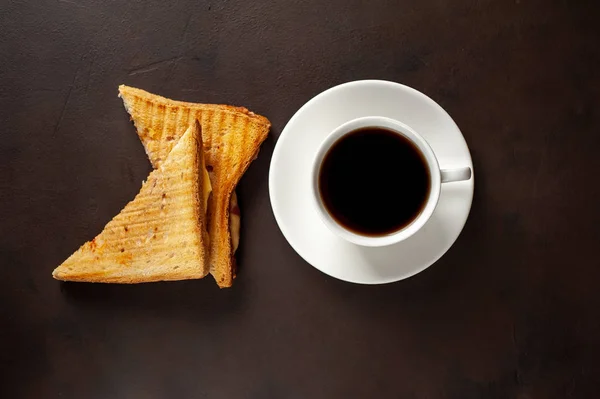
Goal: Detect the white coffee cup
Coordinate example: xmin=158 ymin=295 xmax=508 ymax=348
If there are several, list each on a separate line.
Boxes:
xmin=310 ymin=116 xmax=472 ymax=247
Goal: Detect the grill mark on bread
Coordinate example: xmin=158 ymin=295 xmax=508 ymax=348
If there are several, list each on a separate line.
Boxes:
xmin=201 ymin=109 xmax=213 ymax=152
xmin=186 ymin=109 xmax=195 ymax=140
xmin=157 ymin=104 xmax=166 ymax=144
xmin=237 ymin=115 xmax=251 ymax=178
xmin=164 ymin=104 xmax=177 ymax=144
xmin=212 ymin=108 xmax=227 ymax=174
xmin=176 ymin=105 xmax=187 ymax=144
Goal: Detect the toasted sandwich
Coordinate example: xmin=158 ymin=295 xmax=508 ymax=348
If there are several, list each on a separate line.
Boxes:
xmin=118 ymin=85 xmax=270 ymax=288
xmin=53 ymin=121 xmax=211 ymax=283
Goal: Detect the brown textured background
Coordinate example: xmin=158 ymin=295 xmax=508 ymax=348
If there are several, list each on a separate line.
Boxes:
xmin=1 ymin=0 xmax=600 ymax=398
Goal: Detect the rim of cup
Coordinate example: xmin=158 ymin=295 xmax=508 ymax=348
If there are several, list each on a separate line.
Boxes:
xmin=311 ymin=116 xmax=442 ymax=247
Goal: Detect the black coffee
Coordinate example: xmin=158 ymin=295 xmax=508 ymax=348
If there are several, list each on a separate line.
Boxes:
xmin=318 ymin=127 xmax=430 ymax=236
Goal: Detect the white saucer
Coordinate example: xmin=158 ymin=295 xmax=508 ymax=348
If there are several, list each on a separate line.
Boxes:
xmin=269 ymin=80 xmax=474 ymax=284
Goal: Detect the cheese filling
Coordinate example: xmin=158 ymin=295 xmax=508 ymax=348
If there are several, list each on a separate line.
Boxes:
xmin=230 ymin=191 xmax=240 ymax=253
xmin=201 ymin=156 xmax=212 ymax=247
xmin=202 ymin=161 xmax=212 ymax=213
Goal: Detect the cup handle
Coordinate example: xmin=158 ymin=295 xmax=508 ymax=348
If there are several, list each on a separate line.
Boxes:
xmin=441 ymin=167 xmax=472 ymax=183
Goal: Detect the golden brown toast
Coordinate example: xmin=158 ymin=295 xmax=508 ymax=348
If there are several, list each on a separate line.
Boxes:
xmin=118 ymin=85 xmax=270 ymax=288
xmin=53 ymin=122 xmax=211 ymax=283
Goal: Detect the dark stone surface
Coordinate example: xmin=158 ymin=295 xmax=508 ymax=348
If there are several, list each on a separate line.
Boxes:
xmin=1 ymin=0 xmax=600 ymax=397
